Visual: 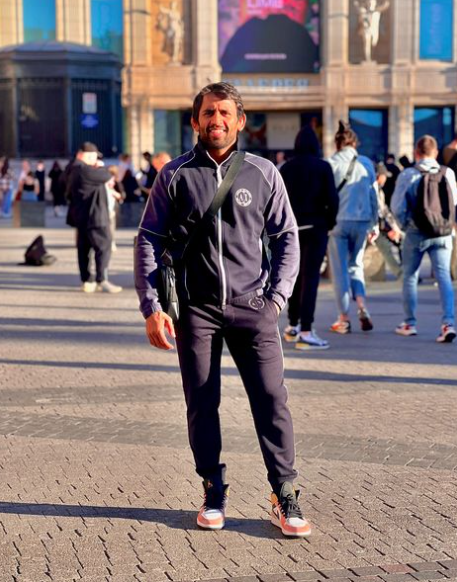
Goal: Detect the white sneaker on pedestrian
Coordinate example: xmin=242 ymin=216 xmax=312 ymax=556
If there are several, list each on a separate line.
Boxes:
xmin=96 ymin=280 xmax=123 ymax=294
xmin=283 ymin=324 xmax=301 ymax=343
xmin=295 ymin=330 xmax=329 ymax=350
xmin=395 ymin=322 xmax=417 ymax=336
xmin=436 ymin=324 xmax=456 ymax=344
xmin=81 ymin=281 xmax=97 ymax=293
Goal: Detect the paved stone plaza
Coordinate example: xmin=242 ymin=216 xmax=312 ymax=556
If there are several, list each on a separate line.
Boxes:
xmin=0 ymin=221 xmax=456 ymax=582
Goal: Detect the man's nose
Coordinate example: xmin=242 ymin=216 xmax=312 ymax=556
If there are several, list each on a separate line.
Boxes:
xmin=210 ymin=110 xmax=223 ymax=124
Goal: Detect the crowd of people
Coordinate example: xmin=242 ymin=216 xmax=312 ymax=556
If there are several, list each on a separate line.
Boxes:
xmin=279 ymin=124 xmax=457 ymax=348
xmin=133 ymin=82 xmax=457 ymax=542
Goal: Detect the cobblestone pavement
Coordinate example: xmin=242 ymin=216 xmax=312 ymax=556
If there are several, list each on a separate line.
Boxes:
xmin=0 ymin=221 xmax=456 ymax=582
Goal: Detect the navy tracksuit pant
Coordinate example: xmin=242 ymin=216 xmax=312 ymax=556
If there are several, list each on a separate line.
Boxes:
xmin=175 ymin=296 xmax=297 ymax=490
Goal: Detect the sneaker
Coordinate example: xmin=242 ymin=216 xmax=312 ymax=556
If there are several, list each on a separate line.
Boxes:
xmin=395 ymin=322 xmax=417 ymax=336
xmin=96 ymin=280 xmax=123 ymax=294
xmin=330 ymin=320 xmax=351 ymax=334
xmin=283 ymin=324 xmax=301 ymax=343
xmin=197 ymin=479 xmax=229 ymax=530
xmin=81 ymin=281 xmax=96 ymax=293
xmin=295 ymin=330 xmax=329 ymax=350
xmin=357 ymin=308 xmax=373 ymax=331
xmin=271 ymin=482 xmax=311 ymax=538
xmin=436 ymin=324 xmax=456 ymax=344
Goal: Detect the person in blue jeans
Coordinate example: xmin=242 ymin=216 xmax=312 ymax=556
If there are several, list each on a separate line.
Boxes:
xmin=391 ymin=135 xmax=457 ymax=343
xmin=327 ymin=122 xmax=379 ymax=334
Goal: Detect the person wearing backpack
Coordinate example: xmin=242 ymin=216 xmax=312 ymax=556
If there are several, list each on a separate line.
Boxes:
xmin=391 ymin=135 xmax=457 ymax=343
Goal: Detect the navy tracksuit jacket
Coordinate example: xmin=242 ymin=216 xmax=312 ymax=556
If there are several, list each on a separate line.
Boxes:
xmin=134 ymin=142 xmax=300 ymax=488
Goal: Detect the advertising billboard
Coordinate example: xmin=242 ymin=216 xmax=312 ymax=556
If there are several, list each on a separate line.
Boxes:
xmin=419 ymin=0 xmax=453 ymax=61
xmin=218 ymin=0 xmax=320 ymax=73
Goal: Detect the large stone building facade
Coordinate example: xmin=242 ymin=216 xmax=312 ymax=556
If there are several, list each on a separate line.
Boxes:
xmin=0 ymin=0 xmax=456 ymax=163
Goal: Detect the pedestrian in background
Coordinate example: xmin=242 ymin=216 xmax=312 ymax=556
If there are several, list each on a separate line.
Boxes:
xmin=374 ymin=162 xmax=403 ymax=280
xmin=280 ymin=125 xmax=339 ymax=349
xmin=48 ymin=161 xmax=66 ymax=217
xmin=35 ymin=160 xmax=46 ymax=202
xmin=0 ymin=158 xmax=15 ymax=218
xmin=391 ymin=134 xmax=457 ymax=343
xmin=66 ymin=142 xmax=123 ymax=294
xmin=327 ymin=121 xmax=378 ymax=334
xmin=20 ymin=171 xmax=39 ymax=201
xmin=135 ymin=82 xmax=310 ymax=538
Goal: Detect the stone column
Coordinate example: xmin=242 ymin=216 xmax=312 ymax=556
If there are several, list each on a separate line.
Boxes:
xmin=56 ymin=0 xmax=91 ymax=44
xmin=128 ymin=102 xmax=142 ymax=165
xmin=0 ymin=0 xmax=23 ymax=46
xmin=191 ymin=0 xmax=221 ymax=90
xmin=389 ymin=101 xmax=414 ymax=160
xmin=323 ymin=0 xmax=350 ymax=157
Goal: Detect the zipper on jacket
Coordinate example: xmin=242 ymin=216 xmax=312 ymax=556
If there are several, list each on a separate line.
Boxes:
xmin=215 ymin=165 xmax=228 ymax=309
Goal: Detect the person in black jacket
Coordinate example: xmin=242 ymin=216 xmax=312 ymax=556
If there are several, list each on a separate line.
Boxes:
xmin=280 ymin=126 xmax=339 ymax=349
xmin=66 ymin=142 xmax=122 ymax=293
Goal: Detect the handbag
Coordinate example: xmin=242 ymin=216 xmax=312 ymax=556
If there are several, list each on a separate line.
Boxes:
xmin=158 ymin=151 xmax=246 ymax=322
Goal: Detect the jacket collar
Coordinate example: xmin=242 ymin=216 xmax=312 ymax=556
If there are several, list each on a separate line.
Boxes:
xmin=194 ymin=140 xmax=240 ymax=168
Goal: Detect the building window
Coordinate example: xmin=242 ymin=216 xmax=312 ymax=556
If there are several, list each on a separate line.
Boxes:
xmin=23 ymin=0 xmax=56 ymax=42
xmin=414 ymin=107 xmax=455 ymax=150
xmin=349 ymin=109 xmax=388 ymax=162
xmin=420 ymin=0 xmax=453 ymax=61
xmin=91 ymin=0 xmax=124 ymax=58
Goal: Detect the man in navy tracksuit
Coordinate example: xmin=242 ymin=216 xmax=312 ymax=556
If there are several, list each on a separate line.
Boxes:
xmin=134 ymin=83 xmax=310 ymax=537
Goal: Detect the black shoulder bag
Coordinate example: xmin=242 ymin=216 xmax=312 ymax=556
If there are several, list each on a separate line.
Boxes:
xmin=158 ymin=151 xmax=245 ymax=322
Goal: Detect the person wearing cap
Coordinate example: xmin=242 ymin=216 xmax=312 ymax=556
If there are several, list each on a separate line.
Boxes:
xmin=66 ymin=142 xmax=123 ymax=293
xmin=372 ymin=162 xmax=403 ymax=280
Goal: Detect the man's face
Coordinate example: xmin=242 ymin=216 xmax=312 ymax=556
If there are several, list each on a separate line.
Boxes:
xmin=192 ymin=93 xmax=246 ymax=154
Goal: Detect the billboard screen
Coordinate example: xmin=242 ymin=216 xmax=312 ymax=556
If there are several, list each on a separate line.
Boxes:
xmin=218 ymin=0 xmax=320 ymax=73
xmin=420 ymin=0 xmax=453 ymax=61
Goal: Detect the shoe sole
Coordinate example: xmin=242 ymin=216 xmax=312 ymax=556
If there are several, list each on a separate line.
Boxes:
xmin=270 ymin=515 xmax=311 ymax=538
xmin=196 ymin=517 xmax=225 ymax=530
xmin=295 ymin=343 xmax=329 ymax=350
xmin=437 ymin=332 xmax=456 ymax=343
xmin=283 ymin=334 xmax=299 ymax=343
xmin=359 ymin=319 xmax=373 ymax=331
xmin=330 ymin=328 xmax=351 ymax=335
xmin=395 ymin=330 xmax=417 ymax=337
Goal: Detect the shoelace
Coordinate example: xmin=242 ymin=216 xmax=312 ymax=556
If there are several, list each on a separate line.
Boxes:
xmin=280 ymin=493 xmax=303 ymax=519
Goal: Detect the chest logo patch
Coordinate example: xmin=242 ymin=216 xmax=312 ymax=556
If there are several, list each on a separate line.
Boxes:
xmin=235 ymin=188 xmax=252 ymax=207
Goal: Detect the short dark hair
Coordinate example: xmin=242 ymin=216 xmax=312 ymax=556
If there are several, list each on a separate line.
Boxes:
xmin=192 ymin=82 xmax=244 ymax=122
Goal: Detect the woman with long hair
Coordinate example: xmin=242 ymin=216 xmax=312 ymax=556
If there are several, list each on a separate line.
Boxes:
xmin=327 ymin=121 xmax=379 ymax=334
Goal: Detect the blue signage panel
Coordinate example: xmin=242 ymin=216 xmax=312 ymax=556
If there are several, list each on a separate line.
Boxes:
xmin=80 ymin=114 xmax=99 ymax=129
xmin=420 ymin=0 xmax=453 ymax=61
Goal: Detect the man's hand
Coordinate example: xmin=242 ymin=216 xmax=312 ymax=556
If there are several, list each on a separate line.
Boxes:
xmin=145 ymin=311 xmax=176 ymax=350
xmin=387 ymin=229 xmax=401 ymax=243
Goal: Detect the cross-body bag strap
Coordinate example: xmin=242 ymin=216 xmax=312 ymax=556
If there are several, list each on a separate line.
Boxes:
xmin=180 ymin=151 xmax=245 ymax=259
xmin=337 ymin=154 xmax=358 ymax=193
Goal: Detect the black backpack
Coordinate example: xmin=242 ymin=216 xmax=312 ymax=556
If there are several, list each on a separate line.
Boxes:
xmin=24 ymin=236 xmax=57 ymax=266
xmin=412 ymin=166 xmax=455 ymax=238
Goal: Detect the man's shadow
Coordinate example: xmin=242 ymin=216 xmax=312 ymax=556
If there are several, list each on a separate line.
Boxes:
xmin=0 ymin=502 xmax=286 ymax=539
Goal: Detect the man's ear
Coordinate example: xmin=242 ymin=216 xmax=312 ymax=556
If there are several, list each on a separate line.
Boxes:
xmin=191 ymin=117 xmax=199 ymax=133
xmin=237 ymin=113 xmax=247 ymax=132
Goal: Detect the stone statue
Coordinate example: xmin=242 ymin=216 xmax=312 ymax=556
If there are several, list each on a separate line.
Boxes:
xmin=354 ymin=0 xmax=390 ymax=62
xmin=156 ymin=1 xmax=184 ymax=64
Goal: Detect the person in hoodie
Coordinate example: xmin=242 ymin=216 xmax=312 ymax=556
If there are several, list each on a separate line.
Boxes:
xmin=280 ymin=126 xmax=339 ymax=349
xmin=327 ymin=121 xmax=379 ymax=334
